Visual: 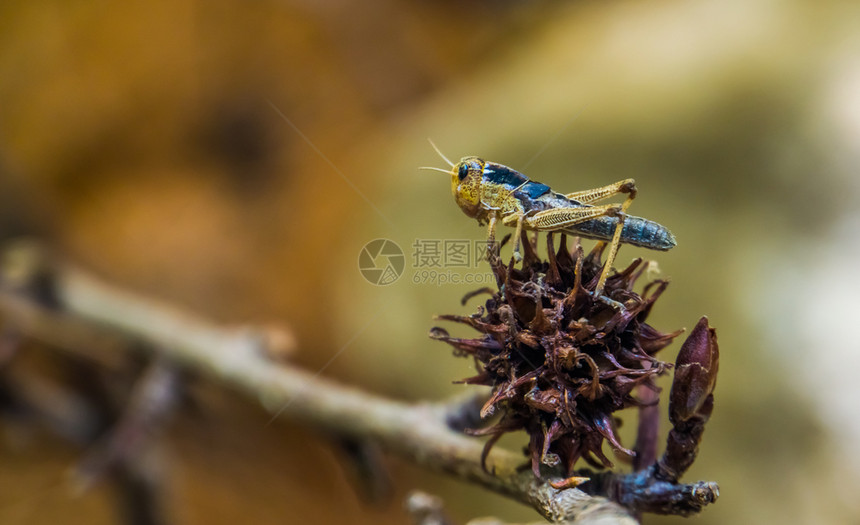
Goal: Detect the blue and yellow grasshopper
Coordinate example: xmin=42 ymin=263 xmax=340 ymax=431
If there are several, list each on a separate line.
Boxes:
xmin=423 ymin=144 xmax=676 ymax=301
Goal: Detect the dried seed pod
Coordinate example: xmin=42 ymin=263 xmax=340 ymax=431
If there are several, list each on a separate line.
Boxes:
xmin=432 ymin=234 xmax=682 ymax=477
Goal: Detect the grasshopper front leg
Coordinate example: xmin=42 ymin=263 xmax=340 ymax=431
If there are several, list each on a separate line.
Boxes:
xmin=486 ymin=214 xmax=499 ymax=261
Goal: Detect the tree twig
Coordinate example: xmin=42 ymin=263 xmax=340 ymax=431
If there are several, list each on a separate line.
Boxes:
xmin=0 ymin=241 xmax=635 ymax=524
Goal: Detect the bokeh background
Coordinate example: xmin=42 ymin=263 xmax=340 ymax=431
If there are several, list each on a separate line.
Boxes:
xmin=2 ymin=0 xmax=860 ymax=523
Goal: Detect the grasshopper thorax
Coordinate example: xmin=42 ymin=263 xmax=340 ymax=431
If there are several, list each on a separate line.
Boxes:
xmin=451 ymin=156 xmax=485 ymax=219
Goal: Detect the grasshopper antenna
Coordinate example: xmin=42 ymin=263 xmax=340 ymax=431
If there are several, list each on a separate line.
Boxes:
xmin=428 ymin=139 xmax=454 ymax=168
xmin=418 ymin=166 xmax=452 ymax=174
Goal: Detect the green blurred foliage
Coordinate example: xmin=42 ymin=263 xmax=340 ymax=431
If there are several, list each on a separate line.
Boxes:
xmin=2 ymin=0 xmax=860 ymax=524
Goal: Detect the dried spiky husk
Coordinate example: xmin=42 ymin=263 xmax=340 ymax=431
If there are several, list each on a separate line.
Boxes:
xmin=431 ymin=233 xmax=682 ymax=477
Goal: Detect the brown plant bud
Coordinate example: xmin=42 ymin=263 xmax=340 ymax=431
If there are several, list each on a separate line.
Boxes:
xmin=657 ymin=317 xmax=719 ymax=481
xmin=669 ymin=316 xmax=719 ymax=425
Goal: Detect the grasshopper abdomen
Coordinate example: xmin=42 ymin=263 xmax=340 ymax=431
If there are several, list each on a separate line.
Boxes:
xmin=568 ymin=214 xmax=676 ymax=251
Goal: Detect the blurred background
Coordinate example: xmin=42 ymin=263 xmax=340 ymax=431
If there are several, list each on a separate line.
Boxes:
xmin=1 ymin=0 xmax=859 ymax=523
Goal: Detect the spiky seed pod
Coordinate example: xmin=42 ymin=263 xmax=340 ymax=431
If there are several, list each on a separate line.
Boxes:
xmin=431 ymin=233 xmax=683 ymax=477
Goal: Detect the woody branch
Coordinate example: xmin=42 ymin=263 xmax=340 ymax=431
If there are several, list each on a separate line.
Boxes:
xmin=0 ymin=241 xmax=634 ymax=524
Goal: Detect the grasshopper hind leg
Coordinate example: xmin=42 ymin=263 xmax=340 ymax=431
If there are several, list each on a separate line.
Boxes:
xmin=528 ymin=180 xmax=639 ymax=307
xmin=566 ymin=179 xmax=636 ymax=204
xmin=593 ymin=182 xmax=637 ymax=301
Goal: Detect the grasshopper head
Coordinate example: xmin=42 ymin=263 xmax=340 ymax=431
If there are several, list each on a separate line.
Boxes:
xmin=451 ymin=156 xmax=485 ymax=219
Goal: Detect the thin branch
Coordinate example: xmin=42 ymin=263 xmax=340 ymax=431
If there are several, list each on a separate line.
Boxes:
xmin=0 ymin=242 xmax=635 ymax=524
xmin=75 ymin=357 xmax=181 ymax=491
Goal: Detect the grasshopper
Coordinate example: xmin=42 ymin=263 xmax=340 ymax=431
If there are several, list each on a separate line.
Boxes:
xmin=422 ymin=144 xmax=676 ymax=301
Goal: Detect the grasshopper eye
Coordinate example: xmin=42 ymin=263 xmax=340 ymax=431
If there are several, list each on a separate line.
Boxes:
xmin=458 ymin=164 xmax=469 ymax=180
